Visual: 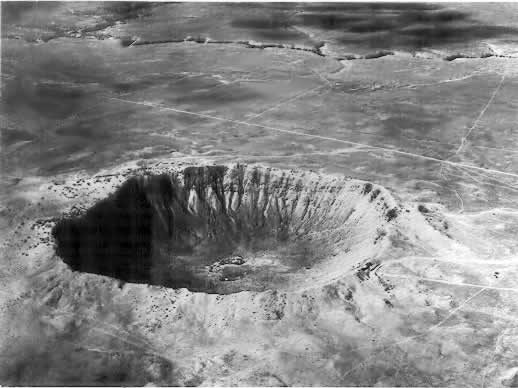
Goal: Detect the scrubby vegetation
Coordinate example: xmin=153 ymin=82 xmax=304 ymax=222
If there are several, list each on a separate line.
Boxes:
xmin=418 ymin=204 xmax=429 ymax=213
xmin=370 ymin=189 xmax=381 ymax=202
xmin=385 ymin=208 xmax=398 ymax=222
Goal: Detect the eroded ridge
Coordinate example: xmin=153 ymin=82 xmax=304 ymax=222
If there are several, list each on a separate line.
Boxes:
xmin=52 ymin=165 xmax=399 ymax=293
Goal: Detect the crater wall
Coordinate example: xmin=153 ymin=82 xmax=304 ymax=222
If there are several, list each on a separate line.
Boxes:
xmin=52 ymin=164 xmax=399 ymax=293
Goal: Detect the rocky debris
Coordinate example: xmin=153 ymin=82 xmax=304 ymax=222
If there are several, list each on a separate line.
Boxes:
xmin=376 ymin=274 xmax=394 ymax=293
xmin=362 ymin=182 xmax=373 ymax=195
xmin=220 ymin=255 xmax=246 ymax=266
xmin=419 ymin=205 xmax=452 ymax=238
xmin=374 ymin=228 xmax=387 ymax=245
xmin=370 ymin=188 xmax=381 ymax=202
xmin=385 ymin=208 xmax=399 ymax=222
xmin=384 ymin=298 xmax=394 ymax=308
xmin=208 ymin=255 xmax=246 ymax=273
xmin=356 ymin=261 xmax=381 ymax=281
xmin=363 ymin=50 xmax=395 ymax=59
xmin=444 ymin=52 xmax=516 ymax=61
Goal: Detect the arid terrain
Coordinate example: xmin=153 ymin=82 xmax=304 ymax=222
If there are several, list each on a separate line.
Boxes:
xmin=2 ymin=2 xmax=518 ymax=386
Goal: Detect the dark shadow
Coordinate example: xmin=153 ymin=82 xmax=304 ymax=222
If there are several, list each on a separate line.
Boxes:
xmin=52 ymin=176 xmax=155 ymax=283
xmin=51 ymin=171 xmax=212 ymax=287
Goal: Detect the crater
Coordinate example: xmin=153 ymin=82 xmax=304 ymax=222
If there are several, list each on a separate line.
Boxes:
xmin=52 ymin=165 xmax=395 ymax=294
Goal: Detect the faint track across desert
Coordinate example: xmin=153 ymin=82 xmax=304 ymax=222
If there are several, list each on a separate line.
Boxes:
xmin=104 ymin=95 xmax=518 ymax=180
xmin=382 ymin=273 xmax=518 ymax=293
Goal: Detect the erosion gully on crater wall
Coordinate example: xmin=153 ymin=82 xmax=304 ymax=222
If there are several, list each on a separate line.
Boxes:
xmin=52 ymin=164 xmax=397 ymax=294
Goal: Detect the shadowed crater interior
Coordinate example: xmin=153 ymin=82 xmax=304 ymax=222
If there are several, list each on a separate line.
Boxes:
xmin=52 ymin=165 xmax=393 ymax=293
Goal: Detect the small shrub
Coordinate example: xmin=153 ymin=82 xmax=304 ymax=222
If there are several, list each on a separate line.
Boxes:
xmin=418 ymin=204 xmax=429 ymax=213
xmin=370 ymin=189 xmax=381 ymax=202
xmin=362 ymin=183 xmax=373 ymax=195
xmin=386 ymin=208 xmax=398 ymax=222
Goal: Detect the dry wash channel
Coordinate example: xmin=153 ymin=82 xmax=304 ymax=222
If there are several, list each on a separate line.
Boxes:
xmin=52 ymin=165 xmax=399 ymax=294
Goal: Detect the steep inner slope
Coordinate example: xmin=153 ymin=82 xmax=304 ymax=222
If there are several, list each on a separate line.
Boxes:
xmin=52 ymin=164 xmax=399 ymax=294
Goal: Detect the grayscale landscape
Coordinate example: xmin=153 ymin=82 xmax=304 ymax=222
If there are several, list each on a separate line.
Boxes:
xmin=1 ymin=2 xmax=518 ymax=386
